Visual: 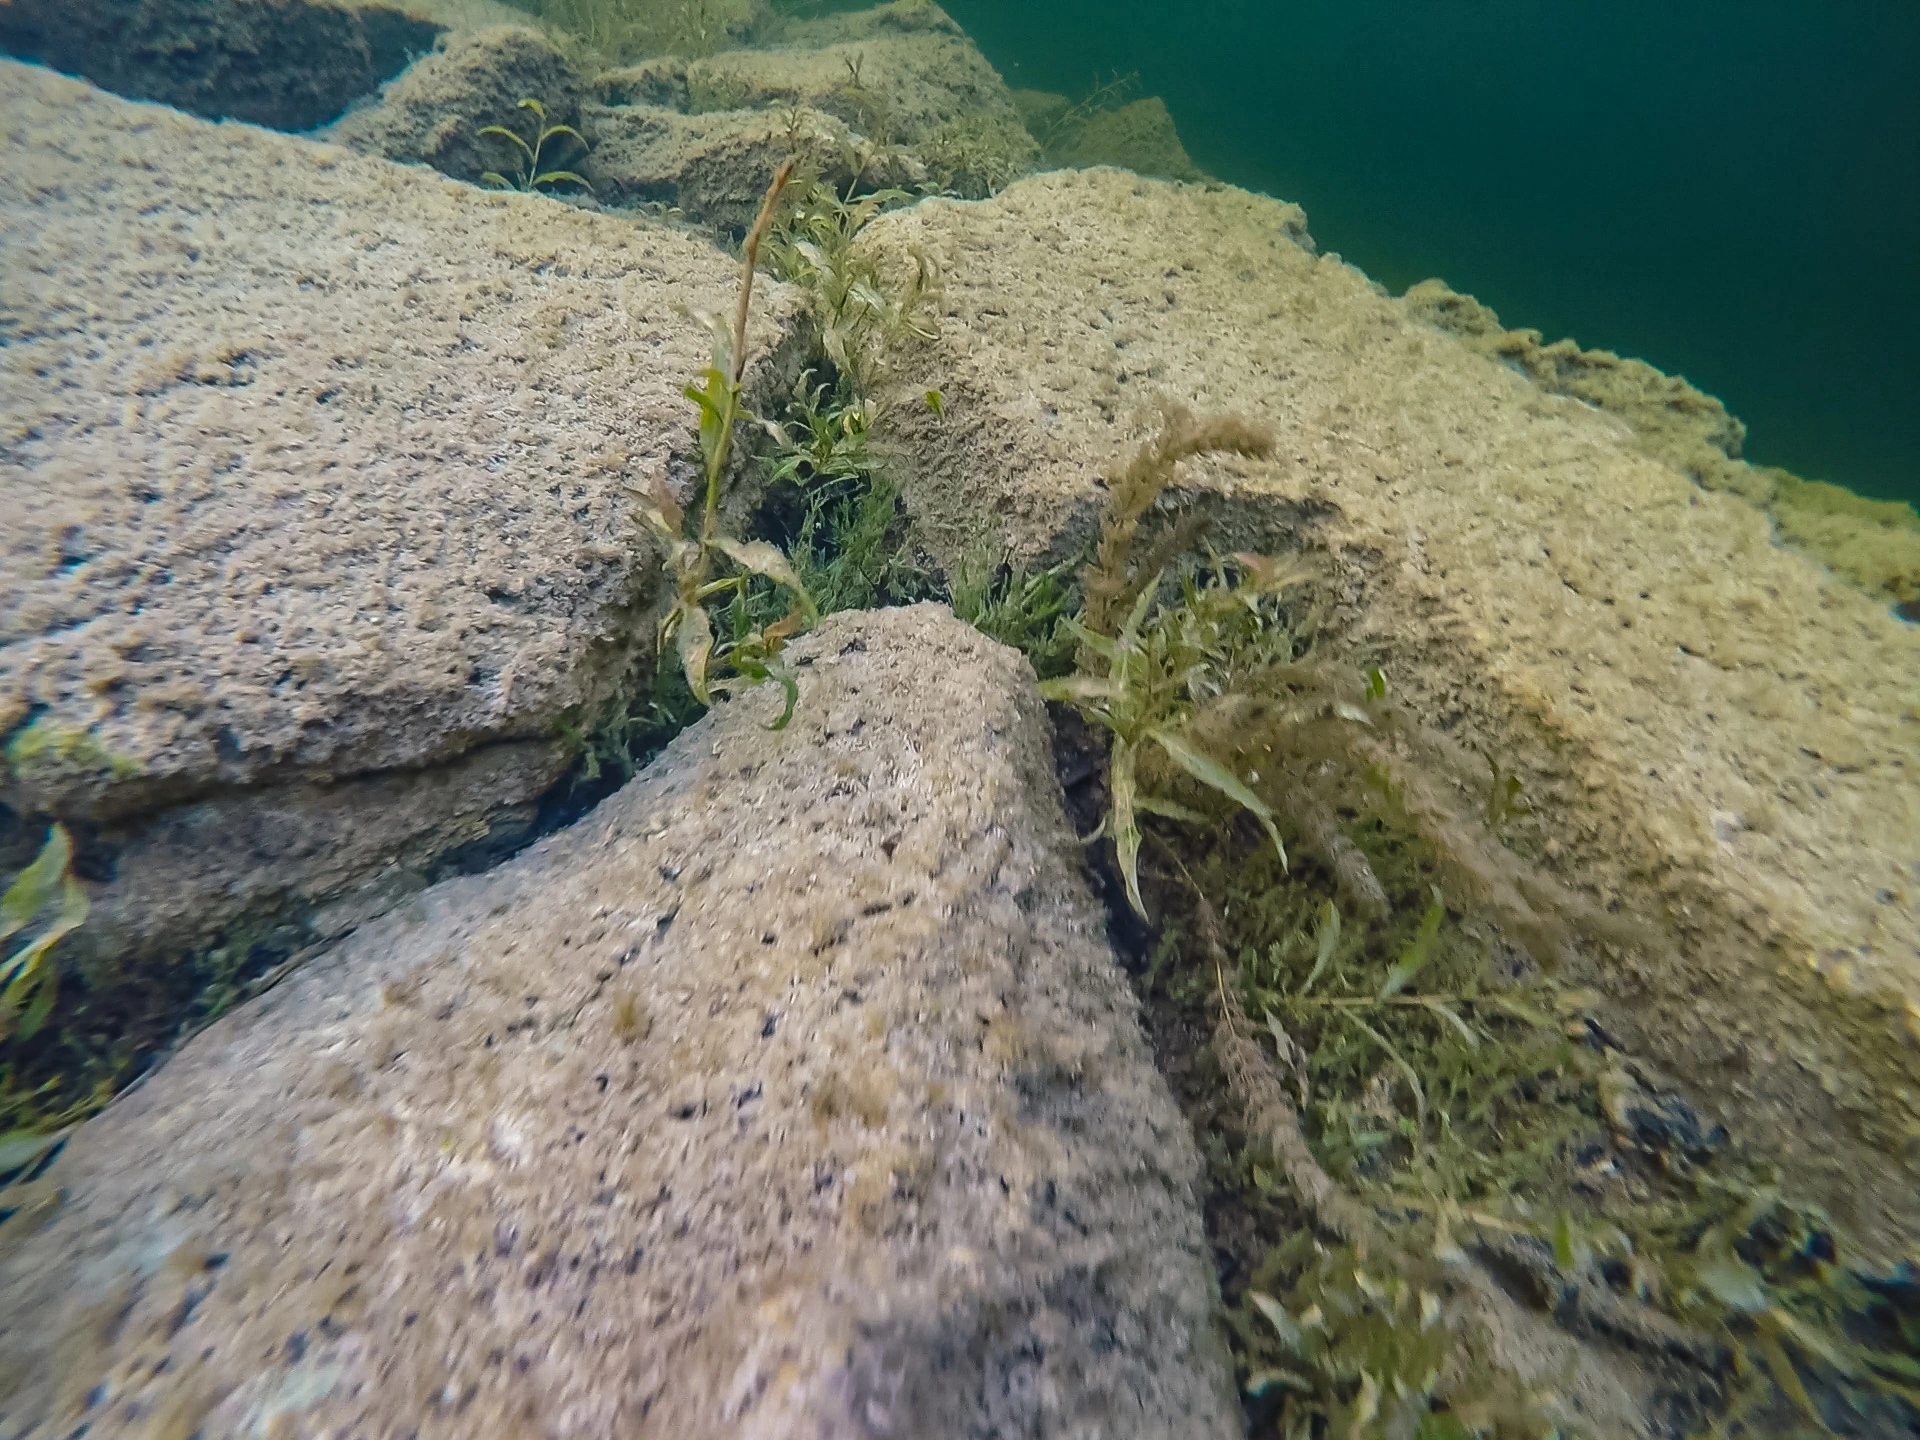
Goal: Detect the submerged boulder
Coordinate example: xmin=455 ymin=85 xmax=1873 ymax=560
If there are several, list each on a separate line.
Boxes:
xmin=0 ymin=606 xmax=1237 ymax=1440
xmin=857 ymin=168 xmax=1920 ymax=1258
xmin=328 ymin=2 xmax=1037 ymax=226
xmin=0 ymin=0 xmax=453 ymax=131
xmin=0 ymin=63 xmax=805 ymax=1100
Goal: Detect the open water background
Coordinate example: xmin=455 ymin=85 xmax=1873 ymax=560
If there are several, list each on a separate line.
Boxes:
xmin=942 ymin=0 xmax=1920 ymax=508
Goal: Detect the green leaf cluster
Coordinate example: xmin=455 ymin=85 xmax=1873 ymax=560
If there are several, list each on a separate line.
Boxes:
xmin=478 ymin=98 xmax=593 ymax=194
xmin=767 ymin=181 xmax=934 ymax=394
xmin=639 ymin=159 xmax=816 ymax=729
xmin=1237 ymin=1235 xmax=1562 ymax=1440
xmin=0 ymin=826 xmax=87 ymax=1045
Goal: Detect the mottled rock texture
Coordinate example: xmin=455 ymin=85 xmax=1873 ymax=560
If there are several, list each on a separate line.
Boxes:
xmin=329 ymin=2 xmax=1036 ymax=227
xmin=326 ymin=23 xmax=590 ymax=184
xmin=0 ymin=0 xmax=445 ymax=130
xmin=1406 ymin=279 xmax=1920 ymax=606
xmin=859 ymin=168 xmax=1920 ymax=1258
xmin=0 ymin=63 xmax=803 ymax=1005
xmin=0 ymin=607 xmax=1238 ymax=1440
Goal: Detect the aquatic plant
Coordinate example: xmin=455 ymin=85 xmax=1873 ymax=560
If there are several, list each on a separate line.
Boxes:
xmin=1036 ymin=406 xmax=1381 ymax=920
xmin=0 ymin=826 xmax=87 ymax=1044
xmin=478 ymin=98 xmax=593 ymax=194
xmin=636 ymin=157 xmax=816 ymax=727
xmin=949 ymin=547 xmax=1076 ymax=679
xmin=767 ymin=179 xmax=935 ymax=395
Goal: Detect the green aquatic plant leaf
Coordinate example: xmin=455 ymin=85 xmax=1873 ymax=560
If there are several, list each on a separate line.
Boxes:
xmin=1 ymin=825 xmax=89 ymax=1042
xmin=1377 ymin=888 xmax=1444 ymax=999
xmin=1149 ymin=727 xmax=1287 ymax=871
xmin=475 ymin=98 xmax=592 ymax=193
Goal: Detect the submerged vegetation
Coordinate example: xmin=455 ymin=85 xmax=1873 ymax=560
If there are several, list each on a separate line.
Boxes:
xmin=1023 ymin=410 xmax=1920 ymax=1438
xmin=478 ymin=97 xmax=593 ymax=194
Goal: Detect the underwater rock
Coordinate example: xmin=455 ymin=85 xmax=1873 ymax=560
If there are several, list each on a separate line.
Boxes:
xmin=0 ymin=606 xmax=1239 ymax=1440
xmin=332 ymin=3 xmax=1035 ymax=222
xmin=857 ymin=167 xmax=1920 ymax=1258
xmin=326 ymin=24 xmax=588 ymax=185
xmin=582 ymin=87 xmax=924 ymax=233
xmin=0 ymin=0 xmax=445 ymax=131
xmin=0 ymin=63 xmax=805 ymax=1052
xmin=1015 ymin=90 xmax=1204 ymax=183
xmin=1406 ymin=279 xmax=1920 ymax=606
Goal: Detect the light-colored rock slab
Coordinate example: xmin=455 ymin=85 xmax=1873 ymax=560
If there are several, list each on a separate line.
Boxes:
xmin=1 ymin=63 xmax=803 ymax=965
xmin=860 ymin=168 xmax=1920 ymax=1256
xmin=0 ymin=606 xmax=1237 ymax=1440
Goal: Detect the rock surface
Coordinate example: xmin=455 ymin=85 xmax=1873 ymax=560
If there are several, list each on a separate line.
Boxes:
xmin=1405 ymin=279 xmax=1920 ymax=606
xmin=0 ymin=64 xmax=803 ymax=1010
xmin=0 ymin=606 xmax=1238 ymax=1440
xmin=860 ymin=168 xmax=1920 ymax=1256
xmin=330 ymin=2 xmax=1036 ymax=225
xmin=0 ymin=0 xmax=448 ymax=130
xmin=326 ymin=24 xmax=591 ymax=185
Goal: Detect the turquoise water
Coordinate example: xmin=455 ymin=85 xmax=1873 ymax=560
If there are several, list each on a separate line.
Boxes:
xmin=946 ymin=0 xmax=1920 ymax=508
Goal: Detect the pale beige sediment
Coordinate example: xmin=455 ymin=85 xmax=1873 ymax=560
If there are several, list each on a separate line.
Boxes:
xmin=0 ymin=607 xmax=1238 ymax=1440
xmin=0 ymin=63 xmax=804 ymax=961
xmin=862 ymin=168 xmax=1920 ymax=1256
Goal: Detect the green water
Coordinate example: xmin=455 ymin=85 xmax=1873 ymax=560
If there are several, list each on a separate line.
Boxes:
xmin=944 ymin=0 xmax=1920 ymax=508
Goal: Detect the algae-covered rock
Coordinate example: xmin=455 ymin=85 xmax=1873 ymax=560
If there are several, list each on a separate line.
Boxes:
xmin=332 ymin=2 xmax=1037 ymax=222
xmin=1016 ymin=89 xmax=1204 ymax=182
xmin=0 ymin=606 xmax=1238 ymax=1440
xmin=0 ymin=62 xmax=805 ymax=1086
xmin=857 ymin=168 xmax=1920 ymax=1257
xmin=582 ymin=80 xmax=926 ymax=230
xmin=0 ymin=0 xmax=446 ymax=130
xmin=326 ymin=24 xmax=589 ymax=185
xmin=1405 ymin=278 xmax=1920 ymax=605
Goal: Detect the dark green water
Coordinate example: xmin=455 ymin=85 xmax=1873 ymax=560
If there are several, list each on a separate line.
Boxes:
xmin=944 ymin=0 xmax=1920 ymax=508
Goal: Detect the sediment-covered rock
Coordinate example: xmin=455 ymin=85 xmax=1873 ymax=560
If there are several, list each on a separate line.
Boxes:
xmin=0 ymin=0 xmax=450 ymax=130
xmin=859 ymin=168 xmax=1920 ymax=1256
xmin=325 ymin=24 xmax=590 ymax=184
xmin=0 ymin=606 xmax=1238 ymax=1440
xmin=0 ymin=63 xmax=804 ymax=1040
xmin=1405 ymin=278 xmax=1920 ymax=606
xmin=329 ymin=2 xmax=1036 ymax=223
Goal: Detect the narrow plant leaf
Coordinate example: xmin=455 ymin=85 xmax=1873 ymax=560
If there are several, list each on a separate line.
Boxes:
xmin=16 ymin=967 xmax=56 ymax=1040
xmin=1756 ymin=1333 xmax=1824 ymax=1429
xmin=1419 ymin=997 xmax=1479 ymax=1048
xmin=477 ymin=126 xmax=534 ymax=160
xmin=1248 ymin=1292 xmax=1303 ymax=1352
xmin=762 ymin=657 xmax=800 ymax=731
xmin=1299 ymin=900 xmax=1340 ymax=997
xmin=1149 ymin=729 xmax=1287 ymax=871
xmin=712 ymin=538 xmax=818 ymax=619
xmin=1059 ymin=617 xmax=1118 ymax=661
xmin=1349 ymin=1014 xmax=1426 ymax=1134
xmin=677 ymin=604 xmax=714 ymax=705
xmin=1110 ymin=739 xmax=1146 ymax=919
xmin=533 ymin=170 xmax=594 ymax=191
xmin=2 ymin=825 xmax=70 ymax=945
xmin=1377 ymin=889 xmax=1444 ymax=999
xmin=1553 ymin=1209 xmax=1578 ymax=1271
xmin=1036 ymin=674 xmax=1123 ymax=705
xmin=479 ymin=172 xmax=512 ymax=190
